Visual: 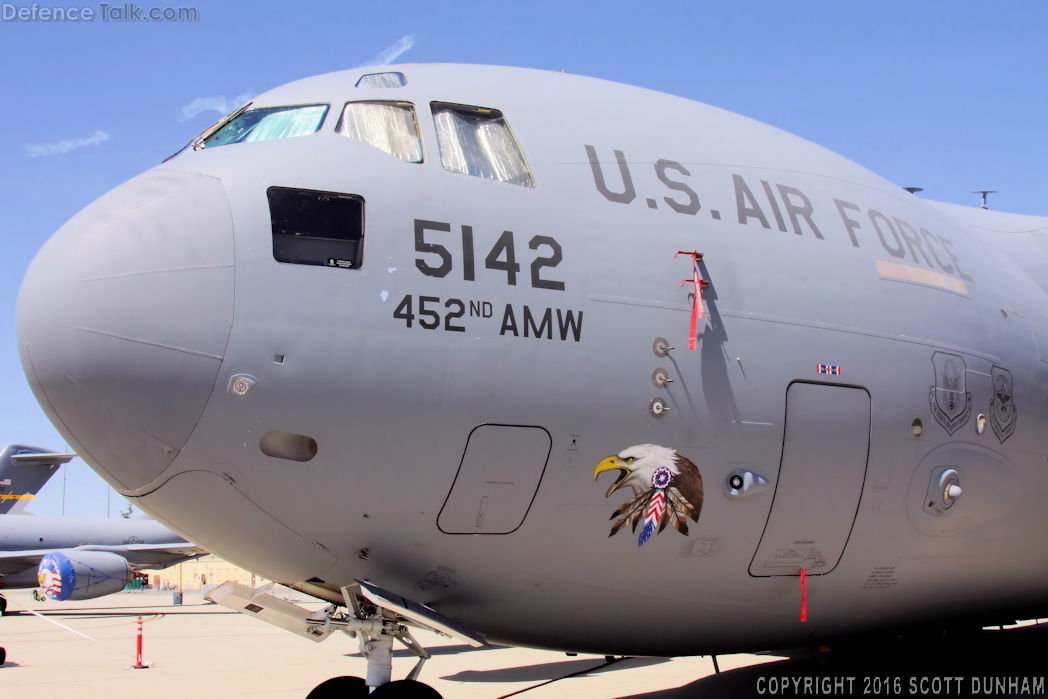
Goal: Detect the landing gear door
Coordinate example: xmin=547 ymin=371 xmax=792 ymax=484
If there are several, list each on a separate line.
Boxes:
xmin=749 ymin=382 xmax=870 ymax=576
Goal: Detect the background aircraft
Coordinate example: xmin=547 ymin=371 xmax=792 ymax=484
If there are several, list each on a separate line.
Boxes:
xmin=0 ymin=443 xmax=74 ymax=515
xmin=14 ymin=62 xmax=1048 ymax=697
xmin=0 ymin=445 xmax=205 ymax=614
xmin=0 ymin=516 xmax=204 ymax=612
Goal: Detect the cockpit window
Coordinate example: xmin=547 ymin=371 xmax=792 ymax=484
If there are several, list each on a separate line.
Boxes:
xmin=336 ymin=101 xmax=422 ymax=163
xmin=431 ymin=103 xmax=534 ymax=187
xmin=203 ymin=104 xmax=329 ymax=148
xmin=356 ymin=72 xmax=407 ymax=88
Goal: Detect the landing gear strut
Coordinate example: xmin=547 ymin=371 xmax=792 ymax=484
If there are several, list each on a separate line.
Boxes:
xmin=207 ymin=578 xmax=484 ymax=698
xmin=304 ymin=585 xmax=443 ymax=696
xmin=339 ymin=590 xmax=433 ymax=691
xmin=294 ymin=597 xmax=439 ymax=697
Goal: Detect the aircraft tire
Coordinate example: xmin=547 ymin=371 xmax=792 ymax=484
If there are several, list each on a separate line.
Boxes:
xmin=0 ymin=594 xmax=6 ymax=615
xmin=370 ymin=679 xmax=443 ymax=698
xmin=305 ymin=675 xmax=368 ymax=698
xmin=0 ymin=646 xmax=6 ymax=665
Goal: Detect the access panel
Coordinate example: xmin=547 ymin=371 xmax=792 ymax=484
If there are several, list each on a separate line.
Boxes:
xmin=749 ymin=382 xmax=870 ymax=576
xmin=437 ymin=424 xmax=551 ymax=534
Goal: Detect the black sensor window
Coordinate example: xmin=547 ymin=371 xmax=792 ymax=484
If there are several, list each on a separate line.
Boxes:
xmin=268 ymin=187 xmax=365 ymax=269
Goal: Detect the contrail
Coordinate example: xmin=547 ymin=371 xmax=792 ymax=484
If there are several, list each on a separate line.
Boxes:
xmin=356 ymin=34 xmax=415 ymax=67
xmin=179 ymin=91 xmax=253 ymax=121
xmin=24 ymin=130 xmax=109 ymax=158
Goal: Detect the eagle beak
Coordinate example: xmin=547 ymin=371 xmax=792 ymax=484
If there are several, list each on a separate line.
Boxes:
xmin=594 ymin=456 xmax=632 ymax=498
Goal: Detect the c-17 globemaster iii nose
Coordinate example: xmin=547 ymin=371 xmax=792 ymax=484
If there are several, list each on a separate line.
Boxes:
xmin=16 ymin=169 xmax=235 ymax=492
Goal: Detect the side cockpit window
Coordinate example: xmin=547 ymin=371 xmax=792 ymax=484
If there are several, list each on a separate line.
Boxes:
xmin=269 ymin=187 xmax=364 ymax=270
xmin=431 ymin=103 xmax=534 ymax=187
xmin=203 ymin=104 xmax=329 ymax=148
xmin=336 ymin=102 xmax=422 ymax=163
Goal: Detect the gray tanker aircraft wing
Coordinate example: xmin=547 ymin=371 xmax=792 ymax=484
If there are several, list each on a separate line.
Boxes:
xmin=0 ymin=538 xmax=204 ymax=574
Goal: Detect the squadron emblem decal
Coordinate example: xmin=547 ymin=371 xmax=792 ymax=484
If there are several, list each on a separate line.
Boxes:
xmin=37 ymin=554 xmax=64 ymax=599
xmin=594 ymin=444 xmax=703 ymax=547
xmin=989 ymin=365 xmax=1016 ymax=443
xmin=929 ymin=351 xmax=972 ymax=435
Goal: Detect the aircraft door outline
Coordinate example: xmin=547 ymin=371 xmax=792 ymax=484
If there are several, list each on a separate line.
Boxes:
xmin=749 ymin=381 xmax=871 ymax=577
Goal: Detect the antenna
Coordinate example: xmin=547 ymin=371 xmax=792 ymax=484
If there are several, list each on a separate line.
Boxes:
xmin=972 ymin=190 xmax=997 ymax=209
xmin=903 ymin=187 xmax=924 ymax=194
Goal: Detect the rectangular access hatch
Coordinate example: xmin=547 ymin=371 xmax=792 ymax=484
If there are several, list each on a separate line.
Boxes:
xmin=438 ymin=424 xmax=551 ymax=534
xmin=268 ymin=187 xmax=365 ymax=269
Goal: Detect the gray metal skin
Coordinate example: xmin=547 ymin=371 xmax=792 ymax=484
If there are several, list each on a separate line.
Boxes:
xmin=0 ymin=444 xmax=73 ymax=515
xmin=0 ymin=516 xmax=202 ymax=588
xmin=14 ymin=64 xmax=1048 ymax=657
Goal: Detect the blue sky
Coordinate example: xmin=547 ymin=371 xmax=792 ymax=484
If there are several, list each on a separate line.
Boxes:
xmin=1 ymin=1 xmax=1045 ymax=517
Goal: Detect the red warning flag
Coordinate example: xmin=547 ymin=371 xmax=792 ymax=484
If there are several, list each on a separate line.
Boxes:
xmin=675 ymin=250 xmax=706 ymax=351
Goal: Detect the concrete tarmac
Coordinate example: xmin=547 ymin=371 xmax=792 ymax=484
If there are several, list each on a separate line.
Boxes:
xmin=0 ymin=588 xmax=782 ymax=698
xmin=2 ymin=589 xmax=1044 ymax=698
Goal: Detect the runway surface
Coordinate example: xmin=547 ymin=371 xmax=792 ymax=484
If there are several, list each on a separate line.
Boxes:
xmin=0 ymin=588 xmax=782 ymax=698
xmin=1 ymin=588 xmax=1044 ymax=697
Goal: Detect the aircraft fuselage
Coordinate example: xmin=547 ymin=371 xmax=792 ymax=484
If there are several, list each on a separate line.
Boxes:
xmin=16 ymin=65 xmax=1048 ymax=655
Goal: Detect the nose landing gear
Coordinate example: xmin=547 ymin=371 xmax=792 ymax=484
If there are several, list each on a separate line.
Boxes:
xmin=207 ymin=578 xmax=484 ymax=698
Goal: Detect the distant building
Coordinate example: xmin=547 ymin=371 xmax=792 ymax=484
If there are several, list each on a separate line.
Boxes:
xmin=149 ymin=555 xmax=266 ymax=591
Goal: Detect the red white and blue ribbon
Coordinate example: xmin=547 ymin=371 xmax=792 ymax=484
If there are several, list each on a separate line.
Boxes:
xmin=638 ymin=467 xmax=673 ymax=546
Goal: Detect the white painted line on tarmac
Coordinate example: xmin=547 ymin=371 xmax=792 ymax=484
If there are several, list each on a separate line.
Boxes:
xmin=24 ymin=607 xmax=97 ymax=641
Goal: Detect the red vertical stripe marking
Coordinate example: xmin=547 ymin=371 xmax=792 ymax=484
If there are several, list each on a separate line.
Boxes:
xmin=800 ymin=568 xmax=808 ymax=622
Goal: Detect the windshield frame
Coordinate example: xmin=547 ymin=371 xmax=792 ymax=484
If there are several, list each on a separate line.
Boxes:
xmin=162 ymin=101 xmax=253 ymax=163
xmin=198 ymin=102 xmax=330 ymax=149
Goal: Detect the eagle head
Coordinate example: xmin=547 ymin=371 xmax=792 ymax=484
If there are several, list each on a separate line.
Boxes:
xmin=593 ymin=443 xmax=680 ymax=498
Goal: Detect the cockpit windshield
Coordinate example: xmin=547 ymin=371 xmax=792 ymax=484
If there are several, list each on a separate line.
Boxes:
xmin=431 ymin=103 xmax=534 ymax=187
xmin=202 ymin=104 xmax=329 ymax=148
xmin=336 ymin=101 xmax=422 ymax=163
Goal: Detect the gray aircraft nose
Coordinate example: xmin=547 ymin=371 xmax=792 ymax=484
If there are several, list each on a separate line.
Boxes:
xmin=16 ymin=169 xmax=235 ymax=491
